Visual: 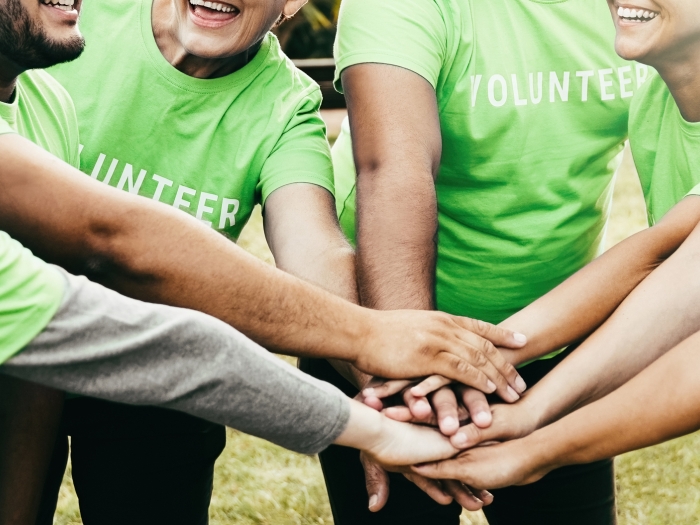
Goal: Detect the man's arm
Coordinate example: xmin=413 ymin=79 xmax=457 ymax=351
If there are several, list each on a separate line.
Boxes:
xmin=0 ymin=134 xmax=523 ymax=387
xmin=263 ymin=183 xmax=369 ymax=386
xmin=344 ymin=63 xmax=440 ymax=312
xmin=413 ymin=327 xmax=700 ymax=490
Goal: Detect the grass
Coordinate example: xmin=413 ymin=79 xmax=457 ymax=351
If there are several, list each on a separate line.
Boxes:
xmin=54 ymin=145 xmax=700 ymax=525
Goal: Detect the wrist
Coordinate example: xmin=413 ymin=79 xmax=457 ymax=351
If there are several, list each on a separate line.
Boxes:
xmin=334 ymin=400 xmax=384 ymax=451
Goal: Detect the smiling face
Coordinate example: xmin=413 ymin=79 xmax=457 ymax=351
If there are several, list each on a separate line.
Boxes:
xmin=607 ymin=0 xmax=700 ymax=66
xmin=0 ymin=0 xmax=84 ymax=70
xmin=165 ymin=0 xmax=306 ymax=60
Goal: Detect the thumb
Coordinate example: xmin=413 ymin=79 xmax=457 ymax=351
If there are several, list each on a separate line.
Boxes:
xmin=360 ymin=453 xmax=390 ymax=512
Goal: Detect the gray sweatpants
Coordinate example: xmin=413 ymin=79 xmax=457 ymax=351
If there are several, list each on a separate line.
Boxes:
xmin=1 ymin=267 xmax=350 ymax=455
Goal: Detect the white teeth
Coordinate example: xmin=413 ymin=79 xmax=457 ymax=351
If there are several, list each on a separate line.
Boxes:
xmin=189 ymin=0 xmax=236 ymax=13
xmin=40 ymin=0 xmax=75 ymax=9
xmin=617 ymin=5 xmax=659 ymax=21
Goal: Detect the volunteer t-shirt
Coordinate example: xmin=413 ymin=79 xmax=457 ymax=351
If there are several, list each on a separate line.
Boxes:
xmin=0 ymin=69 xmax=78 ymax=364
xmin=630 ymin=72 xmax=700 ymax=224
xmin=49 ymin=0 xmax=334 ymax=241
xmin=333 ymin=0 xmax=648 ymax=324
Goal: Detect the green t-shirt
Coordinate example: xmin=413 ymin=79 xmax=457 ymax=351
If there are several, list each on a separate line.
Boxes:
xmin=49 ymin=0 xmax=334 ymax=241
xmin=630 ymin=73 xmax=700 ymax=224
xmin=333 ymin=0 xmax=648 ymax=324
xmin=0 ymin=69 xmax=78 ymax=364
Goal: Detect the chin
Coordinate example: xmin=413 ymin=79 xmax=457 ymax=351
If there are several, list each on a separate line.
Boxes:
xmin=614 ymin=37 xmax=650 ymax=62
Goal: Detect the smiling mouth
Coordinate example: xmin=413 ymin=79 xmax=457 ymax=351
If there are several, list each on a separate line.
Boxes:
xmin=617 ymin=5 xmax=659 ymax=22
xmin=39 ymin=0 xmax=77 ymax=12
xmin=189 ymin=0 xmax=240 ymax=15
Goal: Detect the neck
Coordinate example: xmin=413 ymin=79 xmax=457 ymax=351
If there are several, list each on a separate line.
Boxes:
xmin=152 ymin=0 xmax=260 ymax=79
xmin=0 ymin=53 xmax=24 ymax=103
xmin=654 ymin=51 xmax=700 ymax=123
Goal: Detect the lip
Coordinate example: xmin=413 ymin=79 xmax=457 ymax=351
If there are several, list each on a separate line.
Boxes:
xmin=187 ymin=0 xmax=241 ymax=30
xmin=38 ymin=0 xmax=82 ymax=23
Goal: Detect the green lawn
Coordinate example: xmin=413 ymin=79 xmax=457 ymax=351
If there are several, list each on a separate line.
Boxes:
xmin=54 ymin=146 xmax=700 ymax=525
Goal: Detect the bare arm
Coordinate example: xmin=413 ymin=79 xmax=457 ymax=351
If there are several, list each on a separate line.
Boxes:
xmin=263 ymin=183 xmax=369 ymax=386
xmin=344 ymin=63 xmax=440 ymax=312
xmin=414 ymin=327 xmax=700 ymax=490
xmin=0 ymin=134 xmax=524 ymax=386
xmin=447 ymin=206 xmax=700 ymax=448
xmin=499 ymin=196 xmax=700 ymax=365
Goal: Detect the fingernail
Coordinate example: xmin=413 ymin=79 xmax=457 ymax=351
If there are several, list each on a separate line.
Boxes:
xmin=513 ymin=332 xmax=527 ymax=344
xmin=442 ymin=416 xmax=458 ymax=430
xmin=507 ymin=386 xmax=519 ymax=400
xmin=453 ymin=433 xmax=468 ymax=447
xmin=484 ymin=491 xmax=493 ymax=498
xmin=368 ymin=495 xmax=378 ymax=509
xmin=515 ymin=375 xmax=527 ymax=393
xmin=473 ymin=411 xmax=491 ymax=426
xmin=486 ymin=380 xmax=497 ymax=392
xmin=363 ymin=388 xmax=376 ymax=397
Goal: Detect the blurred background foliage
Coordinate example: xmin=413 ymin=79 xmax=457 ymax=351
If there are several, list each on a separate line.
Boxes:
xmin=275 ymin=0 xmax=341 ymax=58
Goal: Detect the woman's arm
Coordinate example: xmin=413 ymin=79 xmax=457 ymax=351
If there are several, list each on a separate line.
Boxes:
xmin=413 ymin=327 xmax=700 ymax=490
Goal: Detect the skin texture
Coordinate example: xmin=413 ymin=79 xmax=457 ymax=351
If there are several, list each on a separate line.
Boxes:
xmin=339 ymin=60 xmax=529 ymax=512
xmin=0 ymin=377 xmax=64 ymax=525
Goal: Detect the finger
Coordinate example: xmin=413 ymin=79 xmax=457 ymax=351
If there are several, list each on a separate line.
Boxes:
xmin=454 ymin=332 xmax=525 ymax=398
xmin=435 ymin=352 xmax=497 ymax=395
xmin=403 ymin=389 xmax=433 ymax=420
xmin=452 ymin=316 xmax=527 ymax=349
xmin=476 ymin=488 xmax=494 ymax=506
xmin=383 ymin=406 xmax=438 ymax=426
xmin=360 ymin=453 xmax=390 ymax=513
xmin=458 ymin=387 xmax=492 ymax=428
xmin=450 ymin=422 xmax=494 ymax=449
xmin=412 ymin=459 xmax=466 ymax=482
xmin=363 ymin=379 xmax=413 ymax=400
xmin=442 ymin=480 xmax=484 ymax=512
xmin=410 ymin=375 xmax=452 ymax=398
xmin=362 ymin=396 xmax=384 ymax=411
xmin=403 ymin=473 xmax=453 ymax=506
xmin=430 ymin=387 xmax=460 ymax=436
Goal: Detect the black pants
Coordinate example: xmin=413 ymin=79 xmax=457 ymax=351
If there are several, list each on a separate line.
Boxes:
xmin=37 ymin=398 xmax=226 ymax=525
xmin=300 ymin=350 xmax=617 ymax=525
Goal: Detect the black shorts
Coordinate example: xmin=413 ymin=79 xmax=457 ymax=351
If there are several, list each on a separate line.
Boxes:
xmin=299 ymin=349 xmax=616 ymax=525
xmin=37 ymin=398 xmax=226 ymax=525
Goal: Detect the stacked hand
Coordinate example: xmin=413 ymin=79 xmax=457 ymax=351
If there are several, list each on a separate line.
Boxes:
xmin=357 ymin=374 xmax=543 ymax=512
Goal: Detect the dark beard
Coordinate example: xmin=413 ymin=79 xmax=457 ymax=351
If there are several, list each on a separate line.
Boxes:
xmin=0 ymin=0 xmax=85 ymax=70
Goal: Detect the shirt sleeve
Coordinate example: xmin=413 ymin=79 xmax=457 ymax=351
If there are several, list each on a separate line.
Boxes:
xmin=0 ymin=118 xmax=15 ymax=135
xmin=333 ymin=0 xmax=448 ymax=91
xmin=256 ymin=86 xmax=335 ymax=206
xmin=686 ymin=183 xmax=700 ymax=197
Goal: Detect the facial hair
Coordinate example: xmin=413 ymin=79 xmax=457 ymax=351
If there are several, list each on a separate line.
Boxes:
xmin=0 ymin=0 xmax=85 ymax=70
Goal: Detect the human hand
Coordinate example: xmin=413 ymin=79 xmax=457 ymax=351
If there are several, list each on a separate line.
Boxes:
xmin=411 ymin=438 xmax=551 ymax=490
xmin=355 ymin=312 xmax=527 ymax=402
xmin=358 ymin=453 xmax=494 ymax=512
xmin=363 ymin=381 xmax=497 ymax=437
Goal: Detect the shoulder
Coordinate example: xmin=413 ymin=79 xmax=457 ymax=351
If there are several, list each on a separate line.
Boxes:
xmin=255 ymin=34 xmax=322 ymax=112
xmin=630 ymin=71 xmax=669 ymax=129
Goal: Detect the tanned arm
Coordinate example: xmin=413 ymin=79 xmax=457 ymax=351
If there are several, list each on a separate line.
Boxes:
xmin=0 ymin=133 xmax=525 ymax=386
xmin=263 ymin=183 xmax=368 ymax=386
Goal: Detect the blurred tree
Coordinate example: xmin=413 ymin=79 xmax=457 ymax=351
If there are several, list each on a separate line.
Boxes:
xmin=275 ymin=0 xmax=341 ymax=59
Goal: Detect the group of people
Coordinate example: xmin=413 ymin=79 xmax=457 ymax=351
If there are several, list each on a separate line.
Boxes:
xmin=0 ymin=0 xmax=698 ymax=524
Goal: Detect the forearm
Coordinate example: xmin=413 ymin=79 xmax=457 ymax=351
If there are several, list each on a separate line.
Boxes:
xmin=526 ymin=329 xmax=700 ymax=474
xmin=522 ymin=219 xmax=700 ymax=428
xmin=0 ymin=135 xmax=368 ymax=359
xmin=500 ymin=197 xmax=700 ymax=365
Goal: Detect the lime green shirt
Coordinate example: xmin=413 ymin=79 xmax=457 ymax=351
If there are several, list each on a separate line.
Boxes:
xmin=0 ymin=70 xmax=78 ymax=364
xmin=630 ymin=73 xmax=700 ymax=224
xmin=49 ymin=0 xmax=334 ymax=241
xmin=333 ymin=0 xmax=646 ymax=324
